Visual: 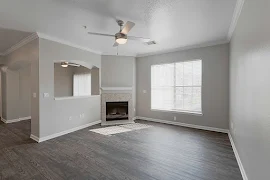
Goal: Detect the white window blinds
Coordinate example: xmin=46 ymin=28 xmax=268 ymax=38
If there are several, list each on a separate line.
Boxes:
xmin=73 ymin=73 xmax=91 ymax=96
xmin=151 ymin=60 xmax=202 ymax=114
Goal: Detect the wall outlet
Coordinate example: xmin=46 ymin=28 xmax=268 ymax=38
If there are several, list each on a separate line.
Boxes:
xmin=174 ymin=116 xmax=176 ymax=121
xmin=33 ymin=93 xmax=37 ymax=98
xmin=69 ymin=116 xmax=72 ymax=121
xmin=143 ymin=90 xmax=147 ymax=94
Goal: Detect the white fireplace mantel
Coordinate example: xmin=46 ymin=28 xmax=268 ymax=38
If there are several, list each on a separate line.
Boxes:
xmin=100 ymin=87 xmax=133 ymax=91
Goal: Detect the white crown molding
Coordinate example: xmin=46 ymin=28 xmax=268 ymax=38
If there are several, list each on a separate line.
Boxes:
xmin=135 ymin=116 xmax=229 ymax=133
xmin=37 ymin=32 xmax=102 ymax=55
xmin=228 ymin=133 xmax=248 ymax=180
xmin=136 ymin=39 xmax=229 ymax=58
xmin=227 ymin=0 xmax=245 ymax=41
xmin=30 ymin=120 xmax=101 ymax=143
xmin=2 ymin=33 xmax=38 ymax=56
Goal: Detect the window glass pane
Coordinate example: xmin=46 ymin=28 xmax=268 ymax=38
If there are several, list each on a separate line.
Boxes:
xmin=183 ymin=62 xmax=193 ymax=86
xmin=151 ymin=64 xmax=174 ymax=87
xmin=151 ymin=87 xmax=174 ymax=110
xmin=175 ymin=87 xmax=183 ymax=109
xmin=193 ymin=60 xmax=202 ymax=86
xmin=151 ymin=60 xmax=202 ymax=113
xmin=175 ymin=62 xmax=184 ymax=86
xmin=183 ymin=87 xmax=192 ymax=111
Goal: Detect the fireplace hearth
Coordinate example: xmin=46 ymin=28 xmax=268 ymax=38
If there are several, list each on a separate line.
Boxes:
xmin=106 ymin=102 xmax=128 ymax=121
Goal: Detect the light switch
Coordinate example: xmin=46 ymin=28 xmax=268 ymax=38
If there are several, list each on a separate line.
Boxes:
xmin=143 ymin=90 xmax=147 ymax=94
xmin=33 ymin=93 xmax=37 ymax=98
xmin=43 ymin=93 xmax=50 ymax=98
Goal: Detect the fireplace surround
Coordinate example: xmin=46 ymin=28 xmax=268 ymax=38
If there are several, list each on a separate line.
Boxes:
xmin=101 ymin=87 xmax=134 ymax=126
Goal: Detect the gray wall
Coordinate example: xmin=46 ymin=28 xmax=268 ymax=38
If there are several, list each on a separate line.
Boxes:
xmin=91 ymin=68 xmax=100 ymax=95
xmin=1 ymin=39 xmax=39 ymax=137
xmin=39 ymin=39 xmax=101 ymax=138
xmin=136 ymin=44 xmax=229 ymax=129
xmin=229 ymin=0 xmax=270 ymax=179
xmin=101 ymin=55 xmax=136 ymax=115
xmin=6 ymin=69 xmax=20 ymax=120
xmin=19 ymin=65 xmax=31 ymax=118
xmin=54 ymin=63 xmax=74 ymax=97
xmin=4 ymin=66 xmax=31 ymax=120
xmin=101 ymin=55 xmax=135 ymax=87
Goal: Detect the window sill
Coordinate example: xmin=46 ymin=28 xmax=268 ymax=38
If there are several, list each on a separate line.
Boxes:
xmin=151 ymin=109 xmax=203 ymax=116
xmin=54 ymin=95 xmax=100 ymax=101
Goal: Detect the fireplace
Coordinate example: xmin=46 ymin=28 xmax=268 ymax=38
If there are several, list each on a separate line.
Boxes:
xmin=106 ymin=102 xmax=129 ymax=121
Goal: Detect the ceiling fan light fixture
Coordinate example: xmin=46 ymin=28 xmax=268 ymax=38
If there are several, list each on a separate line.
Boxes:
xmin=116 ymin=37 xmax=127 ymax=44
xmin=61 ymin=62 xmax=69 ymax=68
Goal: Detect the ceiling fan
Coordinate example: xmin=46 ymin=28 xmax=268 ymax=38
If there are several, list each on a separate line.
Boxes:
xmin=88 ymin=20 xmax=152 ymax=47
xmin=61 ymin=62 xmax=80 ymax=68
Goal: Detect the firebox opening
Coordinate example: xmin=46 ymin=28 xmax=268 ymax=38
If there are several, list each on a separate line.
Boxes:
xmin=106 ymin=102 xmax=128 ymax=121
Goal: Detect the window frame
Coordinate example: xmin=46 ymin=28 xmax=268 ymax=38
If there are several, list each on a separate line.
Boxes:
xmin=150 ymin=59 xmax=203 ymax=115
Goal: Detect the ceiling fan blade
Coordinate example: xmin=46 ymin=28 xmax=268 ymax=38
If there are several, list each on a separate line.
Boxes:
xmin=113 ymin=42 xmax=119 ymax=47
xmin=88 ymin=32 xmax=115 ymax=37
xmin=121 ymin=21 xmax=135 ymax=35
xmin=128 ymin=36 xmax=151 ymax=42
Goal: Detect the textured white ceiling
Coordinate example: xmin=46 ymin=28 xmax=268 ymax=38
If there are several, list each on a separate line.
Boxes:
xmin=0 ymin=0 xmax=237 ymax=56
xmin=0 ymin=27 xmax=32 ymax=54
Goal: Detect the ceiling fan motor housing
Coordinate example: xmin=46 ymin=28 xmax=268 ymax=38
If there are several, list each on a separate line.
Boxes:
xmin=115 ymin=32 xmax=127 ymax=40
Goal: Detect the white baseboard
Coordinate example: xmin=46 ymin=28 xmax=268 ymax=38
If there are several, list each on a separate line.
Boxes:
xmin=136 ymin=116 xmax=229 ymax=133
xmin=228 ymin=133 xmax=248 ymax=180
xmin=30 ymin=134 xmax=39 ymax=142
xmin=1 ymin=116 xmax=31 ymax=124
xmin=30 ymin=120 xmax=101 ymax=143
xmin=1 ymin=117 xmax=7 ymax=123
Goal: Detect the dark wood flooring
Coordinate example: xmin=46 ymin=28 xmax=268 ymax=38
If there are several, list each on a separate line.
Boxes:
xmin=0 ymin=120 xmax=242 ymax=180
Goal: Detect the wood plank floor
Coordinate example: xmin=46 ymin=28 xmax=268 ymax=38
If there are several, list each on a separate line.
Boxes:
xmin=0 ymin=120 xmax=242 ymax=180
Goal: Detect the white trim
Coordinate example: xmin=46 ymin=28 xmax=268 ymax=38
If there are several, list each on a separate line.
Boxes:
xmin=136 ymin=39 xmax=229 ymax=58
xmin=135 ymin=116 xmax=228 ymax=133
xmin=54 ymin=95 xmax=100 ymax=101
xmin=30 ymin=134 xmax=39 ymax=142
xmin=1 ymin=117 xmax=7 ymax=123
xmin=31 ymin=120 xmax=101 ymax=143
xmin=151 ymin=109 xmax=203 ymax=116
xmin=37 ymin=32 xmax=101 ymax=55
xmin=1 ymin=116 xmax=31 ymax=124
xmin=2 ymin=33 xmax=38 ymax=56
xmin=100 ymin=87 xmax=133 ymax=91
xmin=227 ymin=0 xmax=245 ymax=40
xmin=228 ymin=133 xmax=248 ymax=180
xmin=19 ymin=116 xmax=31 ymax=121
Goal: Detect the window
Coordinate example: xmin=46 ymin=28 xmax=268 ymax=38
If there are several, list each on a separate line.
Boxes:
xmin=151 ymin=60 xmax=202 ymax=114
xmin=73 ymin=73 xmax=91 ymax=96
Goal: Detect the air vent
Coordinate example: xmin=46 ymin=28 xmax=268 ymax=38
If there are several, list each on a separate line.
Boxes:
xmin=145 ymin=41 xmax=157 ymax=45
